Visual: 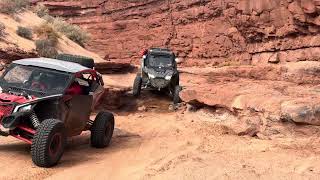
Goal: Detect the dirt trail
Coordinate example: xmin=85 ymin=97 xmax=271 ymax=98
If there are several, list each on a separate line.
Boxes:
xmin=1 ymin=73 xmax=320 ymax=180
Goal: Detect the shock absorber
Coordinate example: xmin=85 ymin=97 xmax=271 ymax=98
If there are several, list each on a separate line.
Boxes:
xmin=30 ymin=111 xmax=40 ymax=129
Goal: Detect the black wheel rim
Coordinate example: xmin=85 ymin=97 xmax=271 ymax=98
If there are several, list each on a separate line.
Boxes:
xmin=49 ymin=133 xmax=62 ymax=158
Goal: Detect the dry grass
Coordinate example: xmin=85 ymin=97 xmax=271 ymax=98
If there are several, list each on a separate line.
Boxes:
xmin=0 ymin=0 xmax=29 ymax=15
xmin=49 ymin=17 xmax=89 ymax=47
xmin=34 ymin=23 xmax=60 ymax=58
xmin=0 ymin=22 xmax=6 ymax=37
xmin=34 ymin=4 xmax=48 ymax=18
xmin=33 ymin=22 xmax=60 ymax=45
xmin=35 ymin=39 xmax=58 ymax=58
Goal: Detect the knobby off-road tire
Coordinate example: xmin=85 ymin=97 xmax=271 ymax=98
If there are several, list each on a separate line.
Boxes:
xmin=133 ymin=76 xmax=142 ymax=97
xmin=56 ymin=53 xmax=95 ymax=69
xmin=91 ymin=112 xmax=115 ymax=148
xmin=173 ymin=85 xmax=182 ymax=104
xmin=31 ymin=119 xmax=66 ymax=168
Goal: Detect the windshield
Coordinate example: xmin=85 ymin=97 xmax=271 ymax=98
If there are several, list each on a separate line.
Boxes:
xmin=0 ymin=64 xmax=72 ymax=95
xmin=147 ymin=54 xmax=173 ymax=68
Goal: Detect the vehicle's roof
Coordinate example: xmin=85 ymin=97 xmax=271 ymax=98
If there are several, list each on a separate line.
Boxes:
xmin=149 ymin=48 xmax=174 ymax=56
xmin=13 ymin=58 xmax=90 ymax=73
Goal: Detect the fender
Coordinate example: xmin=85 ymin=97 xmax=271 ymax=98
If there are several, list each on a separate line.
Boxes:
xmin=2 ymin=94 xmax=63 ymax=129
xmin=12 ymin=94 xmax=63 ymax=113
xmin=2 ymin=111 xmax=31 ymax=129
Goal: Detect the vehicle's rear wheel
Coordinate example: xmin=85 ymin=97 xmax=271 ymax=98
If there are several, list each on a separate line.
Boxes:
xmin=133 ymin=76 xmax=142 ymax=97
xmin=173 ymin=85 xmax=182 ymax=104
xmin=31 ymin=119 xmax=66 ymax=168
xmin=91 ymin=112 xmax=115 ymax=148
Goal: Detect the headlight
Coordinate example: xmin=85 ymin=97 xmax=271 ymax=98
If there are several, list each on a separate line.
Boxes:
xmin=148 ymin=73 xmax=156 ymax=79
xmin=18 ymin=105 xmax=32 ymax=112
xmin=165 ymin=75 xmax=172 ymax=80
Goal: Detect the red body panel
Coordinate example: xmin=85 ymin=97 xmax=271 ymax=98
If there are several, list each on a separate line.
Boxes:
xmin=0 ymin=93 xmax=35 ymax=104
xmin=0 ymin=93 xmax=36 ymax=121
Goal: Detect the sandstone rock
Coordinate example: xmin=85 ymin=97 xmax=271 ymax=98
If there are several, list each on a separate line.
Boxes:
xmin=0 ymin=48 xmax=38 ymax=64
xmin=38 ymin=0 xmax=320 ymax=67
xmin=301 ymin=0 xmax=317 ymax=13
xmin=180 ymin=60 xmax=320 ymax=128
xmin=278 ymin=47 xmax=320 ymax=62
xmin=281 ymin=100 xmax=320 ymax=125
xmin=99 ymin=87 xmax=129 ymax=110
xmin=314 ymin=16 xmax=320 ymax=25
xmin=186 ymin=104 xmax=197 ymax=112
xmin=221 ymin=115 xmax=262 ymax=137
xmin=252 ymin=52 xmax=280 ymax=64
xmin=95 ymin=61 xmax=136 ymax=74
xmin=268 ymin=53 xmax=280 ymax=63
xmin=138 ymin=106 xmax=147 ymax=112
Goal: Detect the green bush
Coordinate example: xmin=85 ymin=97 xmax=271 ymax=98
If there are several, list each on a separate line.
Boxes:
xmin=35 ymin=39 xmax=58 ymax=58
xmin=34 ymin=4 xmax=49 ymax=18
xmin=16 ymin=26 xmax=33 ymax=40
xmin=51 ymin=17 xmax=89 ymax=47
xmin=0 ymin=0 xmax=30 ymax=15
xmin=39 ymin=15 xmax=90 ymax=47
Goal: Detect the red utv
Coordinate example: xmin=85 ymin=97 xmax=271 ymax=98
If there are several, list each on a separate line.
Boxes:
xmin=0 ymin=57 xmax=114 ymax=167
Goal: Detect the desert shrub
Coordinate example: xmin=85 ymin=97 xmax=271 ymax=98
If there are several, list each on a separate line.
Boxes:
xmin=34 ymin=23 xmax=60 ymax=58
xmin=39 ymin=15 xmax=89 ymax=46
xmin=16 ymin=26 xmax=33 ymax=40
xmin=0 ymin=22 xmax=6 ymax=37
xmin=34 ymin=22 xmax=60 ymax=46
xmin=51 ymin=17 xmax=89 ymax=47
xmin=35 ymin=39 xmax=58 ymax=58
xmin=34 ymin=4 xmax=49 ymax=17
xmin=42 ymin=14 xmax=55 ymax=23
xmin=0 ymin=0 xmax=30 ymax=15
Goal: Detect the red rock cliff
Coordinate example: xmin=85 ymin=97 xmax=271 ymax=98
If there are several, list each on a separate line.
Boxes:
xmin=39 ymin=0 xmax=320 ymax=66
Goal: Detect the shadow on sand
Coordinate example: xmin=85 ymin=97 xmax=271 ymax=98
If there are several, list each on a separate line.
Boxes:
xmin=0 ymin=128 xmax=141 ymax=168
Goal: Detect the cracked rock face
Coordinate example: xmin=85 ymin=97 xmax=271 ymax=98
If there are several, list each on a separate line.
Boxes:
xmin=39 ymin=0 xmax=320 ymax=66
xmin=37 ymin=0 xmax=320 ymax=132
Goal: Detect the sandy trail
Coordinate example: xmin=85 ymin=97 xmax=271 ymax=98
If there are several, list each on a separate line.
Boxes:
xmin=0 ymin=73 xmax=320 ymax=180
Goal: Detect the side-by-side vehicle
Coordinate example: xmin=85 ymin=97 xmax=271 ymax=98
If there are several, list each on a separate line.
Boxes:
xmin=0 ymin=57 xmax=114 ymax=167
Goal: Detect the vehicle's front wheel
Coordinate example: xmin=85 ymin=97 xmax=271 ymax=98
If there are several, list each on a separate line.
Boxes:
xmin=133 ymin=76 xmax=142 ymax=97
xmin=91 ymin=111 xmax=115 ymax=148
xmin=31 ymin=119 xmax=66 ymax=168
xmin=173 ymin=85 xmax=182 ymax=104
